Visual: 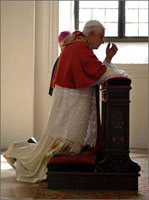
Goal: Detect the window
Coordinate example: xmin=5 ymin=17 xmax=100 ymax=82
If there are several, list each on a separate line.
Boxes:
xmin=125 ymin=1 xmax=148 ymax=37
xmin=74 ymin=0 xmax=148 ymax=41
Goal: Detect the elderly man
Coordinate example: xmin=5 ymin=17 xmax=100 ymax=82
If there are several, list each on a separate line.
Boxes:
xmin=3 ymin=20 xmax=128 ymax=183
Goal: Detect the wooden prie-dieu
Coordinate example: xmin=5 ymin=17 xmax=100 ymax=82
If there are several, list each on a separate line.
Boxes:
xmin=47 ymin=76 xmax=141 ymax=190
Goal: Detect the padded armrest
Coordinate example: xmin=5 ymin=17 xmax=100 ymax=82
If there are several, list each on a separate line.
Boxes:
xmin=104 ymin=76 xmax=131 ymax=87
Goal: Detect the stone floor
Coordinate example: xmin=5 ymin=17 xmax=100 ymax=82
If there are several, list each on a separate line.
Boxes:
xmin=1 ymin=148 xmax=148 ymax=199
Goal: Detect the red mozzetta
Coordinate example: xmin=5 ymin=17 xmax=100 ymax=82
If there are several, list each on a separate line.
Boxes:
xmin=52 ymin=31 xmax=107 ymax=89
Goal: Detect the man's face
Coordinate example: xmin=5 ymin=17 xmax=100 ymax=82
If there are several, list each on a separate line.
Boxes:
xmin=88 ymin=30 xmax=105 ymax=49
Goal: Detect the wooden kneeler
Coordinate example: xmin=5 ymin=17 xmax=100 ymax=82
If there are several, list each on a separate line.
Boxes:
xmin=47 ymin=76 xmax=141 ymax=190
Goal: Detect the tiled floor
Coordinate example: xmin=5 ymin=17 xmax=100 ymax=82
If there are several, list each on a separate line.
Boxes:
xmin=1 ymin=148 xmax=148 ymax=199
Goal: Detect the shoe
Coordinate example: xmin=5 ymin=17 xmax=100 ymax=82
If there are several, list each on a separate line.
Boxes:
xmin=27 ymin=137 xmax=37 ymax=144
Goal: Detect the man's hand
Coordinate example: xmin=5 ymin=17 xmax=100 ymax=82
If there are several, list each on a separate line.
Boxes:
xmin=105 ymin=43 xmax=118 ymax=63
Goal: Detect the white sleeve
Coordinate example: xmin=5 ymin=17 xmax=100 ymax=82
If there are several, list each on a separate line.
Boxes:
xmin=92 ymin=60 xmax=129 ymax=85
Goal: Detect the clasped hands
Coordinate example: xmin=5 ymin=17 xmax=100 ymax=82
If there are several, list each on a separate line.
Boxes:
xmin=105 ymin=43 xmax=118 ymax=63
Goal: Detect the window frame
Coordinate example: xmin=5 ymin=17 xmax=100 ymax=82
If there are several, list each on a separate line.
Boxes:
xmin=74 ymin=0 xmax=148 ymax=42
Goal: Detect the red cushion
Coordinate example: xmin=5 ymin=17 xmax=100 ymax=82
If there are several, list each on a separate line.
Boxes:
xmin=104 ymin=76 xmax=131 ymax=87
xmin=48 ymin=154 xmax=96 ymax=165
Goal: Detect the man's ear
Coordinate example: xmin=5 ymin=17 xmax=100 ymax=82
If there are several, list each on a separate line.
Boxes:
xmin=88 ymin=31 xmax=95 ymax=37
xmin=87 ymin=31 xmax=95 ymax=42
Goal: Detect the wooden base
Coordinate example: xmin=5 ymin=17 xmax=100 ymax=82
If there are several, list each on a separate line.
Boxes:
xmin=47 ymin=171 xmax=139 ymax=190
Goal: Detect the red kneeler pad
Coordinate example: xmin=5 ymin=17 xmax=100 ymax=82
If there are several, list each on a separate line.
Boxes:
xmin=103 ymin=76 xmax=131 ymax=87
xmin=48 ymin=153 xmax=96 ymax=172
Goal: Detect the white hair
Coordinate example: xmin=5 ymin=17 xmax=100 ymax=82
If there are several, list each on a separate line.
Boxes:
xmin=82 ymin=20 xmax=105 ymax=36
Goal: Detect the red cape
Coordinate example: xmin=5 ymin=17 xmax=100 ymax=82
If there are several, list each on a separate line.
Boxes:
xmin=54 ymin=33 xmax=106 ymax=89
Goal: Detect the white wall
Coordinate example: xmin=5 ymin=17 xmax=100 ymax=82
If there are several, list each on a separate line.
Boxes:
xmin=117 ymin=64 xmax=148 ymax=149
xmin=1 ymin=1 xmax=35 ymax=149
